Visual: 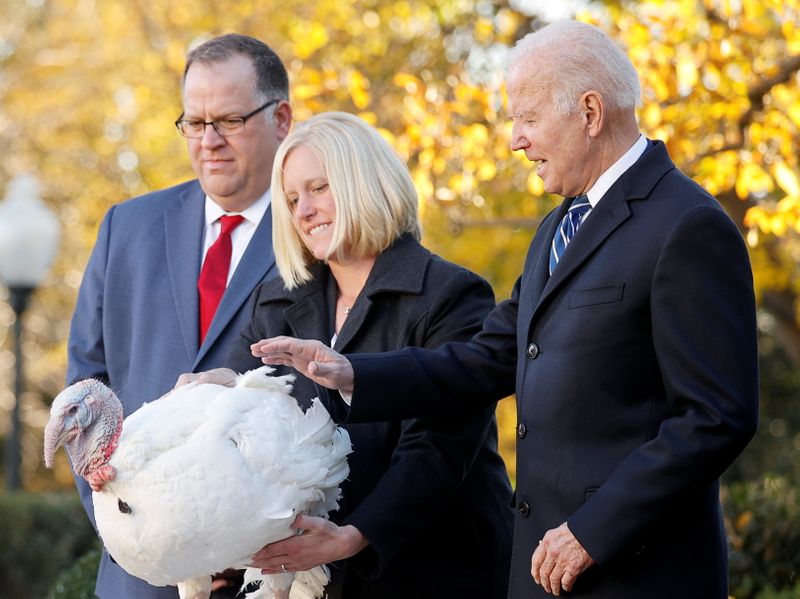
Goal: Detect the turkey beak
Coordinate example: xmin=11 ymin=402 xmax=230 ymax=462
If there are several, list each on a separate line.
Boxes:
xmin=43 ymin=415 xmax=69 ymax=469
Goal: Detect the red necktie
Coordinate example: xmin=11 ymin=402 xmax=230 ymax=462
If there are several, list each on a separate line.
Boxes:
xmin=198 ymin=214 xmax=245 ymax=342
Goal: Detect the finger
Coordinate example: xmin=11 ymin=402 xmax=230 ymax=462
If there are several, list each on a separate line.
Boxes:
xmin=174 ymin=373 xmax=193 ymax=388
xmin=549 ymin=569 xmax=563 ymax=596
xmin=548 ymin=558 xmax=569 ymax=596
xmin=253 ymin=538 xmax=294 ymax=561
xmin=252 ymin=337 xmax=295 ymax=355
xmin=539 ymin=557 xmax=556 ymax=594
xmin=294 ymin=514 xmax=334 ymax=534
xmin=561 ymin=569 xmax=577 ymax=593
xmin=210 ymin=578 xmax=235 ymax=591
xmin=531 ymin=543 xmax=545 ymax=585
xmin=260 ymin=355 xmax=295 ymax=367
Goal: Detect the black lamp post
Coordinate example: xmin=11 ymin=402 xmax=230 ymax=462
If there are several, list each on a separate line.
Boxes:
xmin=0 ymin=175 xmax=60 ymax=491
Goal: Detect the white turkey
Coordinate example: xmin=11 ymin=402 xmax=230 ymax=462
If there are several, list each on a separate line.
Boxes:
xmin=43 ymin=366 xmax=351 ymax=599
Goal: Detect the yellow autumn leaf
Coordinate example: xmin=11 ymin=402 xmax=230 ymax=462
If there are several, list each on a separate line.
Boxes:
xmin=736 ymin=510 xmax=753 ymax=531
xmin=527 ymin=171 xmax=544 ymax=196
xmin=773 ymin=162 xmax=800 ymax=196
xmin=477 ymin=160 xmax=497 ymax=181
xmin=642 ymin=103 xmax=662 ymax=130
xmin=393 ymin=73 xmax=420 ymax=93
xmin=736 ymin=162 xmax=774 ymax=199
xmin=292 ymin=22 xmax=329 ymax=60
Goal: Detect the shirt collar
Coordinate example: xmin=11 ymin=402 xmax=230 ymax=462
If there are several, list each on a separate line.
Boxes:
xmin=204 ymin=188 xmax=272 ymax=227
xmin=585 ymin=134 xmax=647 ymax=208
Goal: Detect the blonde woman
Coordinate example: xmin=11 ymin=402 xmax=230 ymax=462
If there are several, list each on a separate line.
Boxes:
xmin=226 ymin=112 xmax=513 ymax=598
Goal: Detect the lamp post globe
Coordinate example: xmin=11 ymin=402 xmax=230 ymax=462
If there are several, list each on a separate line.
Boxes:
xmin=0 ymin=174 xmax=60 ymax=490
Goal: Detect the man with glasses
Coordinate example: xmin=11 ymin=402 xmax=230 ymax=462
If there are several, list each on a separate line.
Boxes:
xmin=67 ymin=34 xmax=292 ymax=599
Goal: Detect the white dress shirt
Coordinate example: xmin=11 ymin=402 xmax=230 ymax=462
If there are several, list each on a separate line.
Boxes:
xmin=585 ymin=134 xmax=648 ymax=208
xmin=201 ymin=190 xmax=271 ymax=285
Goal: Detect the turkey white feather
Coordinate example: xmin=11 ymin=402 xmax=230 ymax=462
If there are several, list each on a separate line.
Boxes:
xmin=44 ymin=366 xmax=351 ymax=599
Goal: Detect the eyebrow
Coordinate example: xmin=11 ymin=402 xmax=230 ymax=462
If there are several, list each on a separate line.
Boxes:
xmin=508 ymin=109 xmax=536 ymax=120
xmin=181 ymin=109 xmax=247 ymax=120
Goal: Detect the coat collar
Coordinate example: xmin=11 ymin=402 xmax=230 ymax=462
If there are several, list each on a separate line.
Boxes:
xmin=262 ymin=234 xmax=430 ymax=351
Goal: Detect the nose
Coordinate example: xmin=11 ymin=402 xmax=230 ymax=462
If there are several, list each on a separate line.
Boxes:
xmin=200 ymin=123 xmax=226 ymax=148
xmin=293 ymin=193 xmax=315 ymax=220
xmin=509 ymin=121 xmax=530 ymax=152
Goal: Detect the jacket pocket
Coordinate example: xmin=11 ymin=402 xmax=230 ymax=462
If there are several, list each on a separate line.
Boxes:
xmin=569 ymin=284 xmax=625 ymax=309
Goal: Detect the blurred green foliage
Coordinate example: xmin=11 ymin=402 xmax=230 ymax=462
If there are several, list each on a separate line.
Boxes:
xmin=0 ymin=492 xmax=96 ymax=599
xmin=725 ymin=476 xmax=800 ymax=598
xmin=45 ymin=546 xmax=101 ymax=599
xmin=726 ymin=334 xmax=800 ymax=485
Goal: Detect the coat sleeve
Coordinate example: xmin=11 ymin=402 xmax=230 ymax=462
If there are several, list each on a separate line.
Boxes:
xmin=66 ymin=206 xmax=118 ymax=531
xmin=346 ymin=274 xmax=520 ymax=422
xmin=342 ymin=268 xmax=507 ymax=578
xmin=567 ymin=204 xmax=759 ymax=563
xmin=67 ymin=207 xmax=115 ymax=387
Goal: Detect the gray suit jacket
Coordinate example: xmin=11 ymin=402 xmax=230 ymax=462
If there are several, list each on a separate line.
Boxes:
xmin=66 ymin=179 xmax=277 ymax=599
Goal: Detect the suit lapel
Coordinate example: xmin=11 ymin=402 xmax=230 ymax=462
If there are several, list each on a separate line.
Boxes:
xmin=524 ymin=198 xmax=571 ymax=304
xmin=535 ymin=190 xmax=632 ymax=312
xmin=526 ymin=140 xmax=676 ymax=322
xmin=195 ymin=205 xmax=276 ymax=366
xmin=164 ymin=182 xmax=205 ymax=365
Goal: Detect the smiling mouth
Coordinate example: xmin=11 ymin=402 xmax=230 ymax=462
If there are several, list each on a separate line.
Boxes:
xmin=308 ymin=223 xmax=331 ymax=236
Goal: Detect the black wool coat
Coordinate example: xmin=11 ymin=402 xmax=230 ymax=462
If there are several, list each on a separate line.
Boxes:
xmin=347 ymin=142 xmax=759 ymax=598
xmin=228 ymin=235 xmax=514 ymax=599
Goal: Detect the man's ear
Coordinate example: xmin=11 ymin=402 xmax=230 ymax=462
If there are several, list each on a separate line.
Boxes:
xmin=580 ymin=90 xmax=604 ymax=138
xmin=274 ymin=101 xmax=293 ymax=139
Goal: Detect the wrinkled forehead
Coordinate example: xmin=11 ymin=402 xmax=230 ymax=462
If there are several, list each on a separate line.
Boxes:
xmin=506 ymin=82 xmax=550 ymax=119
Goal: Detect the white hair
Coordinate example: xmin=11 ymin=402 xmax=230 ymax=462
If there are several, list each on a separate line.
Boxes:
xmin=509 ymin=20 xmax=641 ymax=116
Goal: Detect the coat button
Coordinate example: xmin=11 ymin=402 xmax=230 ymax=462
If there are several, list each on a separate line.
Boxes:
xmin=517 ymin=422 xmax=528 ymax=439
xmin=518 ymin=501 xmax=531 ymax=517
xmin=526 ymin=343 xmax=540 ymax=359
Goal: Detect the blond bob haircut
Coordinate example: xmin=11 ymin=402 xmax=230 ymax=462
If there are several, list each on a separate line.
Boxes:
xmin=271 ymin=112 xmax=422 ymax=289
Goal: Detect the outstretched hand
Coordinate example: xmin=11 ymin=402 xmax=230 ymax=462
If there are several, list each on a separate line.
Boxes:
xmin=250 ymin=337 xmax=355 ymax=396
xmin=250 ymin=514 xmax=368 ymax=574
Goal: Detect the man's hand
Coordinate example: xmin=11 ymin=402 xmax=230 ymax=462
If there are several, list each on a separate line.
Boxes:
xmin=174 ymin=368 xmax=239 ymax=389
xmin=250 ymin=337 xmax=355 ymax=396
xmin=531 ymin=522 xmax=595 ymax=595
xmin=249 ymin=514 xmax=368 ymax=574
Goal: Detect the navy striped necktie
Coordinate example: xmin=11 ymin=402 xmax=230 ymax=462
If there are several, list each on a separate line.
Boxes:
xmin=549 ymin=195 xmax=591 ymax=275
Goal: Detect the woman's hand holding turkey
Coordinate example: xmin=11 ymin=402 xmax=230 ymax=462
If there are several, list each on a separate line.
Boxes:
xmin=250 ymin=514 xmax=368 ymax=574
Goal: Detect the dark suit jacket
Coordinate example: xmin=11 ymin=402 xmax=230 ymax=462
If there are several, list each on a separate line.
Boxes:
xmin=346 ymin=141 xmax=759 ymax=598
xmin=67 ymin=179 xmax=277 ymax=599
xmin=228 ymin=235 xmax=514 ymax=599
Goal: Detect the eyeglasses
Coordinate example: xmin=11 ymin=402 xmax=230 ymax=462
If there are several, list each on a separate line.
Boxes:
xmin=174 ymin=99 xmax=280 ymax=138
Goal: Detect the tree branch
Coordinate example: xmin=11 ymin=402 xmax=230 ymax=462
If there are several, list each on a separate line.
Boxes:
xmin=687 ymin=53 xmax=800 ymax=168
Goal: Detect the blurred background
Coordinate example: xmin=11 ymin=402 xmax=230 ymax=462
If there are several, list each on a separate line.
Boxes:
xmin=0 ymin=0 xmax=798 ymax=597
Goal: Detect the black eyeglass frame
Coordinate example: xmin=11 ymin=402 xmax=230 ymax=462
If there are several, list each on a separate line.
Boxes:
xmin=174 ymin=99 xmax=280 ymax=138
